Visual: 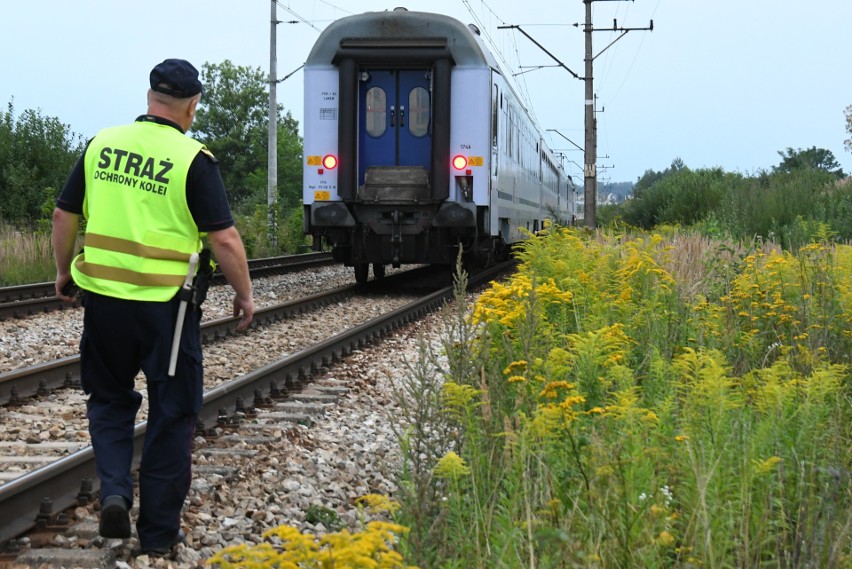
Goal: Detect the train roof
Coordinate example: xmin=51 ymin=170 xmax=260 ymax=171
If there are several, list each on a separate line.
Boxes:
xmin=305 ymin=8 xmax=499 ymax=69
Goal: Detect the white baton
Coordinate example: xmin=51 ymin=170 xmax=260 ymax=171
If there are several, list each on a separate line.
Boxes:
xmin=168 ymin=252 xmax=200 ymax=377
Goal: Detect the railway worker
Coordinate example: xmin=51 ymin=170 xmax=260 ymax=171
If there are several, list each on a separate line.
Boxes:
xmin=51 ymin=58 xmax=254 ymax=557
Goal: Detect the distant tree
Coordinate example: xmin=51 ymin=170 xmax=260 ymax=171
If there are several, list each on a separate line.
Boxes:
xmin=632 ymin=157 xmax=686 ymax=199
xmin=0 ymin=100 xmax=83 ymax=224
xmin=191 ymin=60 xmax=302 ymax=213
xmin=655 ymin=167 xmax=730 ymax=226
xmin=773 ymin=146 xmax=845 ymax=179
xmin=845 ymin=105 xmax=852 ymax=155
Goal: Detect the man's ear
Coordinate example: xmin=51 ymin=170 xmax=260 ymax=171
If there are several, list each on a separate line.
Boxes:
xmin=188 ymin=95 xmax=200 ymax=120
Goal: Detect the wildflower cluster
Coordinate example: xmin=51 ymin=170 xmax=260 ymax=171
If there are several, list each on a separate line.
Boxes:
xmin=414 ymin=227 xmax=850 ymax=568
xmin=208 ymin=496 xmax=416 ymax=569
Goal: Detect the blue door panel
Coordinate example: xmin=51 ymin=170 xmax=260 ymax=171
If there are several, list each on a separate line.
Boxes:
xmin=358 ymin=69 xmax=432 ymax=188
xmin=397 ymin=71 xmax=432 ymax=167
xmin=359 ymin=70 xmax=395 ymax=182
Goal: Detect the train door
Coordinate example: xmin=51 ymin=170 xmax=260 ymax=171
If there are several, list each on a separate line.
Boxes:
xmin=358 ymin=69 xmax=432 ymax=187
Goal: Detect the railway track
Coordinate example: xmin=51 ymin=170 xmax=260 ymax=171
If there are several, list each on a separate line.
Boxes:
xmin=0 ymin=252 xmax=333 ymax=321
xmin=0 ymin=261 xmax=512 ymax=560
xmin=0 ymin=282 xmax=357 ymax=407
xmin=0 ymin=264 xmax=430 ymax=466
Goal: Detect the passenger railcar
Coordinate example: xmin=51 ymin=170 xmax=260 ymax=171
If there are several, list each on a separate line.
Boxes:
xmin=303 ymin=7 xmax=574 ymax=283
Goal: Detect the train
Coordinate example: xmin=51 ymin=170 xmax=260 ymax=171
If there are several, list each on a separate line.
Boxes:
xmin=302 ymin=7 xmax=575 ymax=283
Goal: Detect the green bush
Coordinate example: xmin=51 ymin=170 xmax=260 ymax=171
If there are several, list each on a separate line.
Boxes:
xmin=621 ymin=168 xmax=738 ymax=229
xmin=0 ymin=102 xmax=82 ymax=224
xmin=615 ymin=164 xmax=852 ymax=252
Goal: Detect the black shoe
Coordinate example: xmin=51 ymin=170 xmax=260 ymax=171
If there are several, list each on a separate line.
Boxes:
xmin=133 ymin=529 xmax=187 ymax=558
xmin=99 ymin=495 xmax=131 ymax=539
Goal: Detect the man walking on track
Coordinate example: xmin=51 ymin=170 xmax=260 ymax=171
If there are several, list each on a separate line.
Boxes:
xmin=52 ymin=58 xmax=254 ymax=557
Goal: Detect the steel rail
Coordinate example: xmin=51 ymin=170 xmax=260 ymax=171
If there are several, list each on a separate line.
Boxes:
xmin=0 ymin=283 xmax=359 ymax=406
xmin=0 ymin=282 xmax=57 ymax=302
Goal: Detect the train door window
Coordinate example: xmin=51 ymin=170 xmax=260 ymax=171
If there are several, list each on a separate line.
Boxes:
xmin=408 ymin=87 xmax=430 ymax=137
xmin=491 ymin=85 xmax=498 ymax=149
xmin=507 ymin=106 xmax=514 ymax=159
xmin=491 ymin=84 xmax=499 ymax=177
xmin=365 ymin=87 xmax=387 ymax=137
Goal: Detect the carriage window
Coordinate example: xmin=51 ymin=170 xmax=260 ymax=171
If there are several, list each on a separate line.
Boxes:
xmin=491 ymin=84 xmax=499 ymax=176
xmin=408 ymin=87 xmax=430 ymax=137
xmin=491 ymin=84 xmax=498 ymax=149
xmin=365 ymin=87 xmax=386 ymax=137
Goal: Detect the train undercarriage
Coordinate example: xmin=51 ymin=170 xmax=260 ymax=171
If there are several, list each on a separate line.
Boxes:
xmin=310 ymin=201 xmax=506 ymax=283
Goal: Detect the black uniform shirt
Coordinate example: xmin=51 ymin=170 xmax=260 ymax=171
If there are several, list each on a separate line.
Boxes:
xmin=56 ymin=115 xmax=235 ymax=233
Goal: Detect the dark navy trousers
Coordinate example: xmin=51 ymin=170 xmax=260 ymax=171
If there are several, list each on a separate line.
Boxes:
xmin=79 ymin=291 xmax=203 ymax=550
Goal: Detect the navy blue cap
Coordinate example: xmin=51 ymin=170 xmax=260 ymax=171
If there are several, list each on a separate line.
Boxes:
xmin=149 ymin=59 xmax=202 ymax=98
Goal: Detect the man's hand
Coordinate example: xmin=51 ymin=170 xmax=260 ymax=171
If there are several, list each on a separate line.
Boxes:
xmin=55 ymin=274 xmax=78 ymax=302
xmin=208 ymin=226 xmax=254 ymax=333
xmin=233 ymin=294 xmax=254 ymax=331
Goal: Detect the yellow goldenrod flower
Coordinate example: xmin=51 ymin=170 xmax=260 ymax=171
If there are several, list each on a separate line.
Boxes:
xmin=656 ymin=530 xmax=675 ymax=547
xmin=539 ymin=380 xmax=574 ymax=399
xmin=642 ymin=410 xmax=659 ymax=423
xmin=434 ymin=451 xmax=471 ymax=480
xmin=502 ymin=360 xmax=528 ymax=375
xmin=559 ymin=395 xmax=586 ymax=409
xmin=441 ymin=382 xmax=481 ymax=409
xmin=356 ymin=494 xmax=401 ymax=515
xmin=753 ymin=456 xmax=783 ymax=476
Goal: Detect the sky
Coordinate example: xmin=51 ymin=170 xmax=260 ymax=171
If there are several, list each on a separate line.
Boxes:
xmin=2 ymin=0 xmax=851 ymax=184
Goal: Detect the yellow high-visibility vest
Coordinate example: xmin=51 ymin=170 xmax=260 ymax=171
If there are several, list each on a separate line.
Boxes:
xmin=71 ymin=120 xmax=205 ymax=301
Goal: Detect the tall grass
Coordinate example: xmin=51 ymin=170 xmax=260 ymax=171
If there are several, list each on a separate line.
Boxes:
xmin=0 ymin=221 xmax=56 ymax=285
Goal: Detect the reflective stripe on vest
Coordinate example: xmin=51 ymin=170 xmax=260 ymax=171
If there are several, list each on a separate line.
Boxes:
xmin=71 ymin=121 xmax=203 ymax=301
xmin=74 ymin=233 xmax=192 ymax=287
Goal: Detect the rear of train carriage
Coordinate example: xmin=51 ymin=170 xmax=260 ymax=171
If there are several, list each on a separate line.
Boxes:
xmin=302 ymin=8 xmax=574 ymax=283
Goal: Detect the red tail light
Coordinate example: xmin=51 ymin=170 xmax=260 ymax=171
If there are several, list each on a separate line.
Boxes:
xmin=322 ymin=154 xmax=338 ymax=169
xmin=451 ymin=155 xmax=467 ymax=170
